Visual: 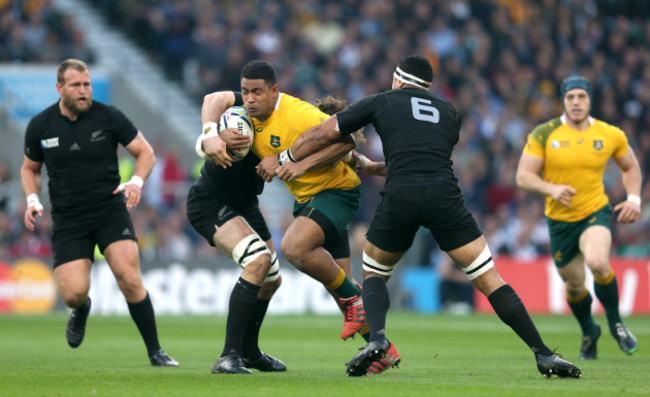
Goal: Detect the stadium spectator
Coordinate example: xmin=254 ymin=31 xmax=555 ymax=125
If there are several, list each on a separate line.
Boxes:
xmin=20 ymin=59 xmax=178 ymax=367
xmin=516 ymin=75 xmax=641 ymax=359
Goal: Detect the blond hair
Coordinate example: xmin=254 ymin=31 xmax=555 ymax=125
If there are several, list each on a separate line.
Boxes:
xmin=57 ymin=59 xmax=89 ymax=84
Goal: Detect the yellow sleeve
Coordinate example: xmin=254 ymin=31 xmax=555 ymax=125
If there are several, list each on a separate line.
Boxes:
xmin=612 ymin=126 xmax=629 ymax=159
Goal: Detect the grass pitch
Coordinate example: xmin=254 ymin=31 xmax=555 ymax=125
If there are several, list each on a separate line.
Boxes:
xmin=1 ymin=313 xmax=648 ymax=396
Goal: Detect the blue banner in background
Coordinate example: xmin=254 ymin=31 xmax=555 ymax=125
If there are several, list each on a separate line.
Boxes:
xmin=0 ymin=65 xmax=110 ymax=127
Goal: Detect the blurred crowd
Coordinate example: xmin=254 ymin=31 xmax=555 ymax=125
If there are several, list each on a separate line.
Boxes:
xmin=2 ymin=0 xmax=650 ymax=270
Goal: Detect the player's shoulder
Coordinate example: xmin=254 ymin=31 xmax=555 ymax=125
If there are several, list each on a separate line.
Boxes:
xmin=528 ymin=117 xmax=562 ymax=144
xmin=591 ymin=117 xmax=626 ymax=137
xmin=29 ymin=102 xmax=59 ymax=127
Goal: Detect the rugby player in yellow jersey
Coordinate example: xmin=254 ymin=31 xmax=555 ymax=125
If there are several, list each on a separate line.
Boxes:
xmin=516 ymin=76 xmax=642 ymax=360
xmin=200 ymin=61 xmax=368 ymax=343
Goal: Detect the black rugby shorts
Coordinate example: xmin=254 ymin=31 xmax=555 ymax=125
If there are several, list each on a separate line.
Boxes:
xmin=51 ymin=202 xmax=137 ymax=268
xmin=367 ymin=181 xmax=482 ymax=253
xmin=186 ymin=184 xmax=270 ymax=246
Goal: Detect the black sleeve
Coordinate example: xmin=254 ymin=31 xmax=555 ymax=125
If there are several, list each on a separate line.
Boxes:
xmin=233 ymin=92 xmax=243 ymax=106
xmin=109 ymin=106 xmax=139 ymax=146
xmin=336 ymin=94 xmax=384 ymax=136
xmin=24 ymin=117 xmax=44 ymax=162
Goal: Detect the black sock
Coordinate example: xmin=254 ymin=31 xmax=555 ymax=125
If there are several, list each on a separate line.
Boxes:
xmin=242 ymin=298 xmax=270 ymax=359
xmin=127 ymin=292 xmax=161 ymax=355
xmin=363 ymin=276 xmax=390 ymax=342
xmin=487 ymin=284 xmax=553 ymax=357
xmin=75 ymin=297 xmax=91 ymax=314
xmin=222 ymin=277 xmax=260 ymax=357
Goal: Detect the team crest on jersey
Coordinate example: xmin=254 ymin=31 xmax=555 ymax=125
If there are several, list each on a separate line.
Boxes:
xmin=40 ymin=137 xmax=59 ymax=148
xmin=270 ymin=135 xmax=281 ymax=148
xmin=593 ymin=140 xmax=603 ymax=150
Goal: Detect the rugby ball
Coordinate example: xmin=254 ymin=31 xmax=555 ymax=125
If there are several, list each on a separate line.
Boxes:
xmin=218 ymin=106 xmax=254 ymax=161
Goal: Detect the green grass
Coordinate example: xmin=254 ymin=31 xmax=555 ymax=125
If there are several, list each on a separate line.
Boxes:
xmin=1 ymin=313 xmax=648 ymax=396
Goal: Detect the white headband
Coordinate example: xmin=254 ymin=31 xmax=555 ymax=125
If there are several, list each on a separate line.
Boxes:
xmin=393 ymin=66 xmax=431 ymax=89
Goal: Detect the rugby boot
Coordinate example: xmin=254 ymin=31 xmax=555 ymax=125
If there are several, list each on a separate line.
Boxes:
xmin=367 ymin=341 xmax=401 ymax=375
xmin=346 ymin=337 xmax=390 ymax=377
xmin=536 ymin=353 xmax=581 ymax=378
xmin=341 ymin=295 xmax=365 ymax=340
xmin=243 ymin=352 xmax=287 ymax=372
xmin=579 ymin=323 xmax=601 ymax=360
xmin=149 ymin=349 xmax=179 ymax=367
xmin=212 ymin=350 xmax=252 ymax=374
xmin=66 ymin=298 xmax=91 ymax=348
xmin=611 ymin=322 xmax=638 ymax=355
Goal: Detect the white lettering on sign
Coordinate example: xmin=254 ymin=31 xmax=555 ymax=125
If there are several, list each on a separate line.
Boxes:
xmin=89 ymin=262 xmax=339 ymax=316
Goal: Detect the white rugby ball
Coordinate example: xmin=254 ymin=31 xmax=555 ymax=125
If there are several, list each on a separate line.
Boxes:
xmin=218 ymin=106 xmax=254 ymax=161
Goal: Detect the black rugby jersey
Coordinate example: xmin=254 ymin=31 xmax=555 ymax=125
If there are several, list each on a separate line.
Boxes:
xmin=193 ymin=92 xmax=264 ymax=201
xmin=197 ymin=153 xmax=264 ymax=201
xmin=337 ymin=87 xmax=461 ymax=189
xmin=24 ymin=100 xmax=138 ymax=214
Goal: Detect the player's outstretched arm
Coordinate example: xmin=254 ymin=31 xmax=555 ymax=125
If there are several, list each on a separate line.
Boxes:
xmin=276 ymin=135 xmax=356 ymax=182
xmin=288 ymin=117 xmax=344 ymax=161
xmin=613 ymin=147 xmax=643 ymax=224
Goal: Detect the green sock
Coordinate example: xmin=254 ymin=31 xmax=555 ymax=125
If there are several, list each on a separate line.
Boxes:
xmin=594 ymin=276 xmax=622 ymax=333
xmin=333 ymin=277 xmax=361 ymax=299
xmin=567 ymin=291 xmax=597 ymax=336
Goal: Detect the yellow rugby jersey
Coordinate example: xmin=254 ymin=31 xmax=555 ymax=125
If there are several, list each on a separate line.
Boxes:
xmin=251 ymin=93 xmax=361 ymax=203
xmin=523 ymin=116 xmax=629 ymax=222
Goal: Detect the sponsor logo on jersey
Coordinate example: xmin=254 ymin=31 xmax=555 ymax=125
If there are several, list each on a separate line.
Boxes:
xmin=256 ymin=127 xmax=263 ymax=133
xmin=121 ymin=228 xmax=132 ymax=236
xmin=70 ymin=142 xmax=81 ymax=151
xmin=593 ymin=140 xmax=603 ymax=150
xmin=270 ymin=135 xmax=281 ymax=148
xmin=577 ymin=137 xmax=584 ymax=144
xmin=40 ymin=137 xmax=59 ymax=149
xmin=90 ymin=129 xmax=105 ymax=142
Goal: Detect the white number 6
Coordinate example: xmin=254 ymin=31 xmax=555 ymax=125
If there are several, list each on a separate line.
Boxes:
xmin=411 ymin=97 xmax=439 ymax=124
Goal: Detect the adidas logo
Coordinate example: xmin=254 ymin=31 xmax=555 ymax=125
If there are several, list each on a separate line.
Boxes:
xmin=122 ymin=228 xmax=132 ymax=236
xmin=70 ymin=142 xmax=81 ymax=151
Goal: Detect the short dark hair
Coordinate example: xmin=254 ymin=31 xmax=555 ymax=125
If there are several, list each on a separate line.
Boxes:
xmin=57 ymin=59 xmax=89 ymax=84
xmin=241 ymin=61 xmax=277 ymax=87
xmin=397 ymin=55 xmax=433 ymax=85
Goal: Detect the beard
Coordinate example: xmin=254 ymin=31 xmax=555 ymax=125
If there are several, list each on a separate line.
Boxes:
xmin=61 ymin=94 xmax=92 ymax=116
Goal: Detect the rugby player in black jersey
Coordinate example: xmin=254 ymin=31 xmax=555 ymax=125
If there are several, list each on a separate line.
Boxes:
xmin=191 ymin=91 xmax=374 ymax=374
xmin=277 ymin=55 xmax=581 ymax=378
xmin=20 ymin=59 xmax=177 ymax=367
xmin=187 ymin=91 xmax=286 ymax=374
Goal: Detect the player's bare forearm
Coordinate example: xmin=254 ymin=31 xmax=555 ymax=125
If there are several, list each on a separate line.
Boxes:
xmin=290 ymin=117 xmax=343 ymax=161
xmin=127 ymin=132 xmax=156 ymax=181
xmin=305 ymin=137 xmax=355 ymax=170
xmin=202 ymin=91 xmax=235 ymax=123
xmin=20 ymin=157 xmax=42 ymax=197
